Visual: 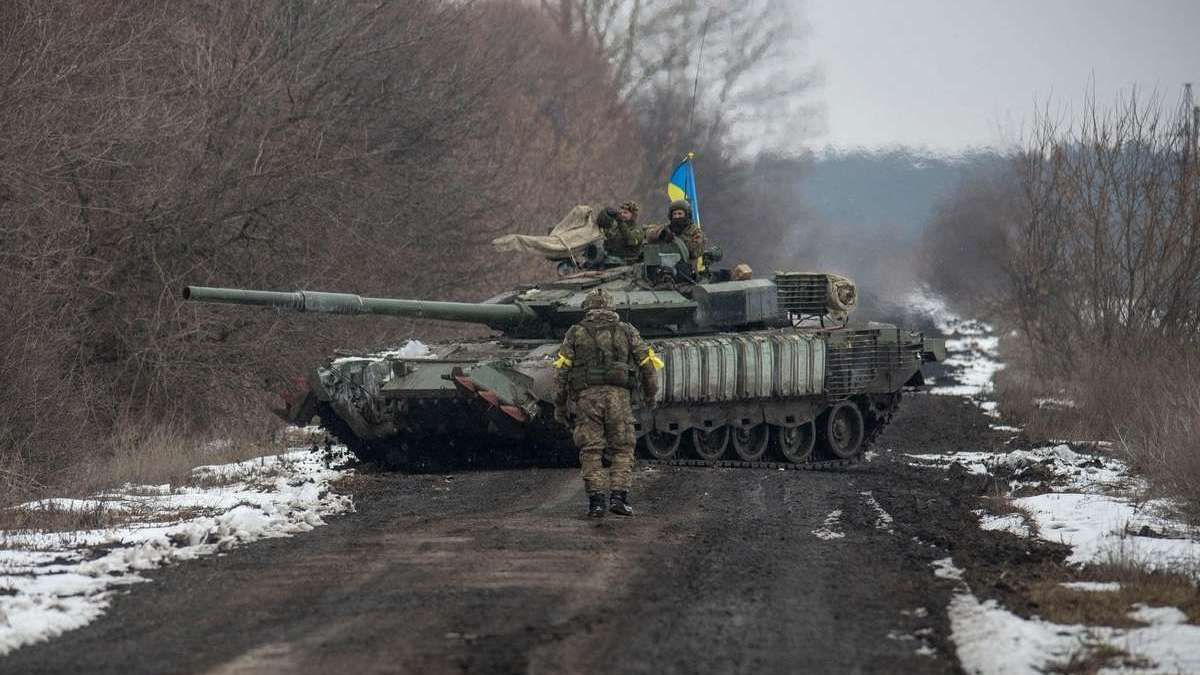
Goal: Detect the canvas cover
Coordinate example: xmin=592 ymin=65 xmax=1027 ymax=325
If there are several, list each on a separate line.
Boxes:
xmin=491 ymin=205 xmax=601 ymax=260
xmin=826 ymin=273 xmax=857 ymax=321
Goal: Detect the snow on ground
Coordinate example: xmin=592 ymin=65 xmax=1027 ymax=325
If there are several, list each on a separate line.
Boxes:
xmin=912 ymin=289 xmax=1200 ymax=674
xmin=905 ymin=287 xmax=1005 ymax=399
xmin=907 ymin=444 xmax=1129 ymax=493
xmin=936 ymin=557 xmax=1200 ymax=675
xmin=860 ymin=491 xmax=895 ymax=533
xmin=975 ymin=511 xmax=1032 ymax=538
xmin=0 ymin=447 xmax=353 ymax=656
xmin=1062 ymin=581 xmax=1122 ymax=592
xmin=1014 ymin=493 xmax=1200 ymax=569
xmin=811 ymin=510 xmax=845 ymax=540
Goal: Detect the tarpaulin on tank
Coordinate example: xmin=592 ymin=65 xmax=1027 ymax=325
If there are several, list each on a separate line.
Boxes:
xmin=491 ymin=205 xmax=601 ymax=260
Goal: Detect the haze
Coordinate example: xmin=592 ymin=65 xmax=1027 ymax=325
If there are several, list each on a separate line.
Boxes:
xmin=806 ymin=0 xmax=1200 ymax=153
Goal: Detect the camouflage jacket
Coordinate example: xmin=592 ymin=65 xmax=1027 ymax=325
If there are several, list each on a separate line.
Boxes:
xmin=601 ymin=219 xmax=645 ymax=261
xmin=554 ymin=309 xmax=659 ymax=401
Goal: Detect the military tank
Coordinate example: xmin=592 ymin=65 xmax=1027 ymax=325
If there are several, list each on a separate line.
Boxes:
xmin=183 ymin=242 xmax=944 ymax=470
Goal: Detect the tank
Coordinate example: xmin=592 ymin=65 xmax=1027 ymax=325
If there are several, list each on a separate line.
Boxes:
xmin=183 ymin=242 xmax=945 ymax=470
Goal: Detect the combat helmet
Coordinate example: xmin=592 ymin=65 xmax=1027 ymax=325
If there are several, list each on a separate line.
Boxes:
xmin=582 ymin=287 xmax=615 ymax=311
xmin=668 ymin=199 xmax=692 ymax=220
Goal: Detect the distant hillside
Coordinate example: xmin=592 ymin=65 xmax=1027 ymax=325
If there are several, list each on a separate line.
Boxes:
xmin=799 ymin=148 xmax=1008 ymax=238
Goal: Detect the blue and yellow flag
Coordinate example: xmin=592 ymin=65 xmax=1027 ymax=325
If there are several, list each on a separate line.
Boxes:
xmin=666 ymin=152 xmax=700 ymax=227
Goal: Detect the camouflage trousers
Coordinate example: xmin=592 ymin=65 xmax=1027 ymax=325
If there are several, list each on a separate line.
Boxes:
xmin=572 ymin=385 xmax=636 ymax=494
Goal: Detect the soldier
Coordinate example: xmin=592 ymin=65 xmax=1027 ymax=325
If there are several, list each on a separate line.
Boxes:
xmin=652 ymin=196 xmax=705 ymax=265
xmin=554 ymin=287 xmax=663 ymax=518
xmin=647 ymin=199 xmax=706 ymax=271
xmin=595 ymin=200 xmax=646 ymax=263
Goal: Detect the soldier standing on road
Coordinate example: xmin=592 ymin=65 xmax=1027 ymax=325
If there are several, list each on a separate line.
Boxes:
xmin=554 ymin=288 xmax=663 ymax=518
xmin=594 ymin=200 xmax=646 ymax=263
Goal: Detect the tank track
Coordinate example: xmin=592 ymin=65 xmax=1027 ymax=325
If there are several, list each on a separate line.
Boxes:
xmin=640 ymin=455 xmax=860 ymax=471
xmin=319 ymin=394 xmax=896 ymax=473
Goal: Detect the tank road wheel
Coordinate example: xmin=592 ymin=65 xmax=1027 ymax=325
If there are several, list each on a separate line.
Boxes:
xmin=642 ymin=430 xmax=682 ymax=460
xmin=689 ymin=426 xmax=730 ymax=462
xmin=819 ymin=402 xmax=865 ymax=460
xmin=772 ymin=422 xmax=815 ymax=464
xmin=731 ymin=424 xmax=770 ymax=462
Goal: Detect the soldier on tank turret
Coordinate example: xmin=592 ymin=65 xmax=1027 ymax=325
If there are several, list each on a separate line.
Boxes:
xmin=647 ymin=199 xmax=706 ymax=272
xmin=553 ymin=288 xmax=663 ymax=518
xmin=594 ymin=200 xmax=645 ymax=264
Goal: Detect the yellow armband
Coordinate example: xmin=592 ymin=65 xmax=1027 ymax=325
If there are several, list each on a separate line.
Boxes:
xmin=640 ymin=347 xmax=665 ymax=370
xmin=553 ymin=352 xmax=573 ymax=369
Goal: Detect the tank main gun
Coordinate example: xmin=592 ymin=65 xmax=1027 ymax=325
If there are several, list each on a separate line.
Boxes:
xmin=182 ymin=286 xmax=536 ymax=330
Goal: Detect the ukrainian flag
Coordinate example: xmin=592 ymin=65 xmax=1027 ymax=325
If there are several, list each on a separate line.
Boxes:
xmin=666 ymin=152 xmax=700 ymax=227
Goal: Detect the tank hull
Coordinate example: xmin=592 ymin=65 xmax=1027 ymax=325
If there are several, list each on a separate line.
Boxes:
xmin=301 ymin=324 xmax=940 ymax=470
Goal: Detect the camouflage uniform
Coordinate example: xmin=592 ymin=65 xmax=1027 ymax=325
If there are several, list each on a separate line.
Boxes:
xmin=597 ymin=201 xmax=645 ymax=262
xmin=646 ymin=199 xmax=706 ymax=270
xmin=554 ymin=288 xmax=662 ymax=517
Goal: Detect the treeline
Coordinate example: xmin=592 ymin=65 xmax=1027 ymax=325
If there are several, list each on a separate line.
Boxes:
xmin=925 ymin=90 xmax=1200 ymax=508
xmin=0 ymin=0 xmax=809 ymax=501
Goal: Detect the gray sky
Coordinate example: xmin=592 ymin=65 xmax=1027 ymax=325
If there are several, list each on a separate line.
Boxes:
xmin=805 ymin=0 xmax=1200 ymax=153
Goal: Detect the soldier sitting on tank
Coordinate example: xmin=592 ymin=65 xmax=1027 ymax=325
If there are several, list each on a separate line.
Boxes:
xmin=592 ymin=200 xmax=645 ymax=266
xmin=646 ymin=199 xmax=706 ymax=273
xmin=553 ymin=288 xmax=663 ymax=518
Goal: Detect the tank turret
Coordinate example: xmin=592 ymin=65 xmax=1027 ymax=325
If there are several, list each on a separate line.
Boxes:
xmin=183 ymin=260 xmax=857 ymax=339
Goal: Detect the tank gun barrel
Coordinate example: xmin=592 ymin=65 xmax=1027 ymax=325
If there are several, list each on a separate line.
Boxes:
xmin=182 ymin=286 xmax=535 ymax=327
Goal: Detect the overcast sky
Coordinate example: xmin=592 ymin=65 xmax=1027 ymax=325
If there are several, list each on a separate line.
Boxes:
xmin=804 ymin=0 xmax=1200 ymax=153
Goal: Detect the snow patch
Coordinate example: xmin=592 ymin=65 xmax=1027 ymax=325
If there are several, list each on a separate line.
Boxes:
xmin=976 ymin=511 xmax=1032 ymax=538
xmin=1014 ymin=492 xmax=1200 ymax=569
xmin=331 ymin=339 xmax=435 ymax=366
xmin=906 ymin=444 xmax=1128 ymax=493
xmin=860 ymin=491 xmax=894 ymax=533
xmin=949 ymin=591 xmax=1200 ymax=675
xmin=1034 ymin=397 xmax=1077 ymax=410
xmin=932 ymin=557 xmax=964 ymax=581
xmin=1061 ymin=581 xmax=1122 ymax=592
xmin=811 ymin=510 xmax=845 ymax=540
xmin=0 ymin=448 xmax=353 ymax=656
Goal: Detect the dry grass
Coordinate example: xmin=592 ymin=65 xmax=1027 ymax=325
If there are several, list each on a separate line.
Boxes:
xmin=1044 ymin=638 xmax=1150 ymax=675
xmin=992 ymin=334 xmax=1092 ymax=441
xmin=0 ymin=500 xmax=132 ymax=534
xmin=0 ymin=418 xmax=283 ymax=514
xmin=1026 ymin=564 xmax=1200 ymax=629
xmin=994 ymin=332 xmax=1200 ymax=518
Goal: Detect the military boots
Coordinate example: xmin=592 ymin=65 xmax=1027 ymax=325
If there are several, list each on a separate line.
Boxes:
xmin=609 ymin=490 xmax=634 ymax=516
xmin=588 ymin=493 xmax=607 ymax=518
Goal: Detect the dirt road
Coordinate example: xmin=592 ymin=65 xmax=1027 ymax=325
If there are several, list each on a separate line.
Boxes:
xmin=1 ymin=394 xmax=1032 ymax=674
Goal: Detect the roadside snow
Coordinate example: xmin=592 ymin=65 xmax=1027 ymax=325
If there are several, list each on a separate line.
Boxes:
xmin=932 ymin=557 xmax=964 ymax=581
xmin=1014 ymin=493 xmax=1200 ymax=569
xmin=1061 ymin=581 xmax=1121 ymax=592
xmin=906 ymin=444 xmax=1129 ymax=493
xmin=0 ymin=448 xmax=353 ymax=656
xmin=914 ymin=289 xmax=1200 ymax=673
xmin=908 ymin=287 xmax=1005 ymax=398
xmin=975 ymin=512 xmax=1032 ymax=538
xmin=949 ymin=590 xmax=1200 ymax=675
xmin=935 ymin=556 xmax=1200 ymax=674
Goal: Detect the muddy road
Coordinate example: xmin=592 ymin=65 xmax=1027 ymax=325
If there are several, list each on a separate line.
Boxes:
xmin=2 ymin=394 xmax=1024 ymax=675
